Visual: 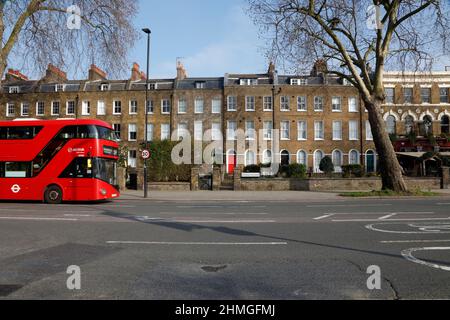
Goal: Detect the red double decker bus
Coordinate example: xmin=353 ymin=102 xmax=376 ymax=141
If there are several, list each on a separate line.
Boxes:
xmin=0 ymin=119 xmax=120 ymax=203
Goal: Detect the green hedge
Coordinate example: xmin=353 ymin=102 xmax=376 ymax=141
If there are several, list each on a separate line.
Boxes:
xmin=342 ymin=164 xmax=363 ymax=178
xmin=146 ymin=140 xmax=192 ymax=182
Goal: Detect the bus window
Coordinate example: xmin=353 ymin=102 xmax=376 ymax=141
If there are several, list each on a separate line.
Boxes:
xmin=96 ymin=126 xmax=116 ymax=141
xmin=60 ymin=158 xmax=93 ymax=179
xmin=58 ymin=126 xmax=77 ymax=140
xmin=5 ymin=162 xmax=32 ymax=178
xmin=78 ymin=125 xmax=98 ymax=139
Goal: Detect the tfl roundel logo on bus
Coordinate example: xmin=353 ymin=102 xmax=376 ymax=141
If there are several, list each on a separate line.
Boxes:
xmin=11 ymin=184 xmax=21 ymax=194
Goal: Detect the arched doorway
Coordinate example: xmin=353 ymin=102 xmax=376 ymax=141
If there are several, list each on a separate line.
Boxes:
xmin=366 ymin=150 xmax=376 ymax=173
xmin=226 ymin=150 xmax=237 ymax=174
xmin=280 ymin=150 xmax=290 ymax=166
xmin=386 ymin=115 xmax=397 ymax=134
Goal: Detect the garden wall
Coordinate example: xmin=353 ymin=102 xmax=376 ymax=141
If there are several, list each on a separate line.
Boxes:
xmin=239 ymin=177 xmax=441 ymax=191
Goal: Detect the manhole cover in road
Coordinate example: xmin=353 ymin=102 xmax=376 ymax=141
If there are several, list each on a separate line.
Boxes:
xmin=0 ymin=285 xmax=23 ymax=297
xmin=201 ymin=265 xmax=227 ymax=273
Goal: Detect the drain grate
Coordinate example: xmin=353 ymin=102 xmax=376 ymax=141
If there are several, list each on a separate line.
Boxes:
xmin=0 ymin=285 xmax=23 ymax=297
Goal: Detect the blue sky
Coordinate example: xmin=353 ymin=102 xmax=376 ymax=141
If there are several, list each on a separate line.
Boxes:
xmin=131 ymin=0 xmax=268 ymax=79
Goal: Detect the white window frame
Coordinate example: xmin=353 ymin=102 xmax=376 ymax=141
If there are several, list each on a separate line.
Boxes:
xmin=194 ymin=97 xmax=204 ymax=114
xmin=51 ymin=101 xmax=60 ymax=116
xmin=6 ymin=103 xmax=15 ymax=117
xmin=128 ymin=123 xmax=137 ymax=141
xmin=55 ymin=84 xmax=65 ymax=92
xmin=20 ymin=103 xmax=30 ymax=117
xmin=161 ymin=123 xmax=170 ymax=140
xmin=263 ymin=96 xmax=273 ymax=111
xmin=146 ymin=100 xmax=154 ymax=114
xmin=97 ymin=100 xmax=106 ymax=116
xmin=280 ymin=120 xmax=290 ymax=140
xmin=332 ymin=120 xmax=342 ymax=141
xmin=349 ymin=120 xmax=359 ymax=141
xmin=113 ymin=100 xmax=122 ymax=115
xmin=263 ymin=121 xmax=273 ymax=140
xmin=348 ymin=97 xmax=358 ymax=112
xmin=227 ymin=121 xmax=237 ymax=141
xmin=227 ymin=96 xmax=237 ymax=111
xmin=314 ymin=96 xmax=324 ymax=111
xmin=211 ymin=122 xmax=221 ymax=141
xmin=178 ymin=98 xmax=187 ymax=114
xmin=331 ymin=96 xmax=342 ymax=112
xmin=66 ymin=100 xmax=76 ymax=116
xmin=314 ymin=121 xmax=324 ymax=140
xmin=212 ymin=98 xmax=222 ymax=114
xmin=82 ymin=101 xmax=90 ymax=116
xmin=245 ymin=96 xmax=255 ymax=111
xmin=129 ymin=100 xmax=138 ymax=115
xmin=36 ymin=102 xmax=45 ymax=116
xmin=161 ymin=99 xmax=171 ymax=114
xmin=297 ymin=121 xmax=307 ymax=141
xmin=245 ymin=120 xmax=255 ymax=140
xmin=297 ymin=96 xmax=307 ymax=112
xmin=280 ymin=96 xmax=290 ymax=111
xmin=8 ymin=86 xmax=20 ymax=94
xmin=128 ymin=150 xmax=137 ymax=168
xmin=113 ymin=123 xmax=121 ymax=141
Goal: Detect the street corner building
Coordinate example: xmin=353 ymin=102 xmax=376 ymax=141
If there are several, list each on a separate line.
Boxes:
xmin=1 ymin=61 xmax=450 ymax=189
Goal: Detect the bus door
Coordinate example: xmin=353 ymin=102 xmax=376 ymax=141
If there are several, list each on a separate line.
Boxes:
xmin=60 ymin=157 xmax=95 ymax=200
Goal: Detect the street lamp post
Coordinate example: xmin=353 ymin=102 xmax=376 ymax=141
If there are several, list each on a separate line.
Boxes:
xmin=142 ymin=28 xmax=151 ymax=198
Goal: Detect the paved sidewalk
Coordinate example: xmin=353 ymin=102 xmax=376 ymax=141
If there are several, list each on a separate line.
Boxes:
xmin=119 ymin=190 xmax=342 ymax=202
xmin=119 ymin=189 xmax=450 ymax=202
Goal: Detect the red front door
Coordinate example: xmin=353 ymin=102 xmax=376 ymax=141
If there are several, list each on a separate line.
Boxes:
xmin=227 ymin=154 xmax=236 ymax=174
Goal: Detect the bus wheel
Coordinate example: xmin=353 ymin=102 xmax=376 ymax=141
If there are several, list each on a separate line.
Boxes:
xmin=44 ymin=185 xmax=63 ymax=204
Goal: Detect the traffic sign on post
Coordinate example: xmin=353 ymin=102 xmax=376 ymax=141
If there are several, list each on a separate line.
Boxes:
xmin=142 ymin=150 xmax=150 ymax=159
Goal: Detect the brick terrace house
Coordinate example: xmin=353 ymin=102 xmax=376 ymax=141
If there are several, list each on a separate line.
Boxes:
xmin=1 ymin=61 xmax=449 ymax=187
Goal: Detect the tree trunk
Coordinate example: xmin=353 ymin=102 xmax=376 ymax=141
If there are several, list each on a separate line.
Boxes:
xmin=366 ymin=99 xmax=408 ymax=192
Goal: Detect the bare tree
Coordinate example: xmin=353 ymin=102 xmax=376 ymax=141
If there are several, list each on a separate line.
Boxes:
xmin=248 ymin=0 xmax=450 ymax=191
xmin=0 ymin=0 xmax=139 ymax=79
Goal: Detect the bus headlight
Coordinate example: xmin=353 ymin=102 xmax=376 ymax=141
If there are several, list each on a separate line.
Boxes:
xmin=100 ymin=188 xmax=107 ymax=196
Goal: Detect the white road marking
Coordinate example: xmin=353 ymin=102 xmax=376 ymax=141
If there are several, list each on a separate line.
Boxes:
xmin=382 ymin=240 xmax=450 ymax=243
xmin=134 ymin=216 xmax=276 ymax=223
xmin=401 ymin=247 xmax=450 ymax=271
xmin=106 ymin=241 xmax=288 ymax=246
xmin=64 ymin=214 xmax=92 ymax=217
xmin=366 ymin=223 xmax=450 ymax=234
xmin=0 ymin=208 xmax=98 ymax=214
xmin=314 ymin=214 xmax=334 ymax=220
xmin=159 ymin=212 xmax=268 ymax=215
xmin=437 ymin=203 xmax=450 ymax=205
xmin=379 ymin=213 xmax=397 ymax=220
xmin=0 ymin=217 xmax=78 ymax=221
xmin=326 ymin=211 xmax=434 ymax=215
xmin=308 ymin=204 xmax=392 ymax=208
xmin=334 ymin=217 xmax=450 ymax=222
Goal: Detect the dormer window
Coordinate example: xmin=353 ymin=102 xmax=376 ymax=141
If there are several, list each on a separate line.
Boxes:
xmin=240 ymin=78 xmax=258 ymax=86
xmin=55 ymin=84 xmax=65 ymax=92
xmin=8 ymin=86 xmax=20 ymax=94
xmin=148 ymin=83 xmax=157 ymax=90
xmin=291 ymin=79 xmax=307 ymax=86
xmin=100 ymin=83 xmax=109 ymax=91
xmin=195 ymin=82 xmax=206 ymax=89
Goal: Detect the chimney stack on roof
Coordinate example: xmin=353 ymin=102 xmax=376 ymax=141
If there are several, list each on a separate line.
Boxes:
xmin=43 ymin=64 xmax=67 ymax=82
xmin=88 ymin=64 xmax=107 ymax=81
xmin=446 ymin=66 xmax=450 ymax=72
xmin=130 ymin=62 xmax=142 ymax=81
xmin=5 ymin=69 xmax=29 ymax=82
xmin=311 ymin=59 xmax=328 ymax=77
xmin=176 ymin=61 xmax=187 ymax=80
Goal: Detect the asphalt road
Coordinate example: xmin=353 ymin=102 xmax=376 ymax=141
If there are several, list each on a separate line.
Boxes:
xmin=0 ymin=195 xmax=450 ymax=300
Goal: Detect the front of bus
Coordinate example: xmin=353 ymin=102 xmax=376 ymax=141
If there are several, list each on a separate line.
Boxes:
xmin=92 ymin=123 xmax=121 ymax=201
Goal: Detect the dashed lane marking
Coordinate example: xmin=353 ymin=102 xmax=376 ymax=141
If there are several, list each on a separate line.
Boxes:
xmin=106 ymin=241 xmax=288 ymax=246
